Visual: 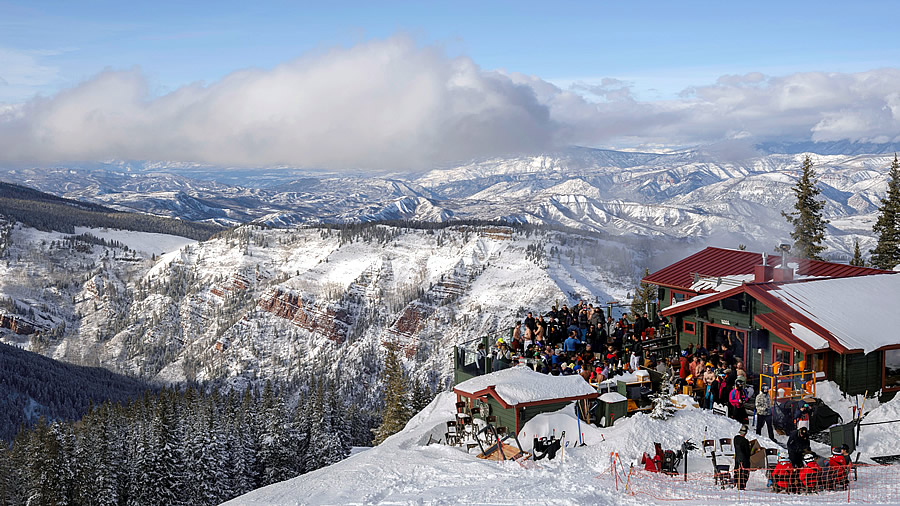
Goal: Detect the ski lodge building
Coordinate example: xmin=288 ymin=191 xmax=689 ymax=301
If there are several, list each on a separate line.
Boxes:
xmin=644 ymin=247 xmax=900 ymax=397
xmin=453 ymin=367 xmax=598 ymax=434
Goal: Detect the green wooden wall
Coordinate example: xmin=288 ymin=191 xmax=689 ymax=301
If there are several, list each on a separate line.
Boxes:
xmin=834 ymin=351 xmax=883 ymax=395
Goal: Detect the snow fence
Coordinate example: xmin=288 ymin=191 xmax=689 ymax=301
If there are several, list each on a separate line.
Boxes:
xmin=602 ymin=463 xmax=900 ymax=504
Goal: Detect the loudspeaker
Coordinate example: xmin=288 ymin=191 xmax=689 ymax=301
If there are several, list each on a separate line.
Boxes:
xmin=750 ymin=329 xmax=769 ymax=349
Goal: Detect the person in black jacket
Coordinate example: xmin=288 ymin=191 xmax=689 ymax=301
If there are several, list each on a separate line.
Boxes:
xmin=733 ymin=424 xmax=751 ymax=490
xmin=787 ymin=426 xmax=811 ymax=468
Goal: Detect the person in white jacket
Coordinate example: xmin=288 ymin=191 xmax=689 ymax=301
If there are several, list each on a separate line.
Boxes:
xmin=755 ymin=383 xmax=776 ymax=440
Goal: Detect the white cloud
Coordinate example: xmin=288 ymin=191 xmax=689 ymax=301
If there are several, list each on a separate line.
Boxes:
xmin=0 ymin=38 xmax=555 ymax=169
xmin=3 ymin=37 xmax=900 ymax=169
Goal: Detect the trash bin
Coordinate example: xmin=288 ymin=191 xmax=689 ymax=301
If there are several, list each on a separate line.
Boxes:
xmin=597 ymin=392 xmax=628 ymax=427
xmin=829 ymin=421 xmax=857 ymax=453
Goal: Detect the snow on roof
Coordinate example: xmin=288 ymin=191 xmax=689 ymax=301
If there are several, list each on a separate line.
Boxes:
xmin=664 ymin=290 xmax=722 ymax=312
xmin=789 ymin=323 xmax=830 ymax=351
xmin=454 ymin=365 xmax=597 ymax=405
xmin=690 ymin=274 xmax=754 ymax=292
xmin=766 ymin=273 xmax=900 ymax=354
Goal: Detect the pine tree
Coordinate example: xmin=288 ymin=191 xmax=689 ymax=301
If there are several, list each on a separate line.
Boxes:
xmin=324 ymin=384 xmax=352 ymax=465
xmin=871 ymin=154 xmax=900 ymax=270
xmin=649 ymin=373 xmax=677 ymax=420
xmin=850 ymin=239 xmax=865 ymax=267
xmin=372 ymin=344 xmax=411 ymax=445
xmin=631 ymin=267 xmax=657 ymax=315
xmin=782 ymin=155 xmax=830 ymax=260
xmin=257 ymin=380 xmax=296 ymax=485
xmin=143 ymin=390 xmax=183 ymax=505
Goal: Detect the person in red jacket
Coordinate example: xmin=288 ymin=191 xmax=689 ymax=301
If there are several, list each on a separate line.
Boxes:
xmin=826 ymin=446 xmax=850 ymax=490
xmin=679 ymin=349 xmax=690 ymax=380
xmin=772 ymin=453 xmax=795 ymax=493
xmin=798 ymin=453 xmax=821 ymax=492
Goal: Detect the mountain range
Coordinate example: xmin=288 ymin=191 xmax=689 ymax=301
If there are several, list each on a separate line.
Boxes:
xmin=3 ymin=144 xmax=894 ymax=261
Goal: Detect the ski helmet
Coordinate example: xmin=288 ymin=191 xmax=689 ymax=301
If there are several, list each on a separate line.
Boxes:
xmin=803 ymin=453 xmax=816 ymax=464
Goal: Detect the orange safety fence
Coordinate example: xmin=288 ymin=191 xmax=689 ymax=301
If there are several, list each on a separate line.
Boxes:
xmin=605 ymin=463 xmax=900 ymax=504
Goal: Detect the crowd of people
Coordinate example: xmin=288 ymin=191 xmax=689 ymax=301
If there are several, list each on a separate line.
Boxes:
xmin=476 ymin=302 xmax=675 ymax=385
xmin=466 ymin=303 xmax=857 ymax=494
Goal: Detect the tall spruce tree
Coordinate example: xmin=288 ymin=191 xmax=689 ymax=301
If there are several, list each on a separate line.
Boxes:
xmin=850 ymin=239 xmax=865 ymax=267
xmin=372 ymin=344 xmax=411 ymax=445
xmin=871 ymin=154 xmax=900 ymax=269
xmin=782 ymin=155 xmax=830 ymax=260
xmin=631 ymin=268 xmax=657 ymax=316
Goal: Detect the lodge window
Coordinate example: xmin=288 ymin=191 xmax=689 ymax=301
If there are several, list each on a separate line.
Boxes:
xmin=773 ymin=345 xmax=793 ymax=366
xmin=885 ymin=349 xmax=900 ymax=391
xmin=683 ymin=320 xmax=696 ymax=335
xmin=672 ymin=291 xmax=692 ymax=305
xmin=807 ymin=352 xmax=827 ymax=375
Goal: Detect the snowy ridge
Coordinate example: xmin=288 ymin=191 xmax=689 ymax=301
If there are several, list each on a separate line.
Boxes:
xmin=6 ymin=147 xmax=900 ymax=260
xmin=0 ymin=223 xmax=641 ymax=409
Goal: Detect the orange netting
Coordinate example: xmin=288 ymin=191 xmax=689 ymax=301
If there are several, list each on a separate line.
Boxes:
xmin=602 ymin=463 xmax=900 ymax=504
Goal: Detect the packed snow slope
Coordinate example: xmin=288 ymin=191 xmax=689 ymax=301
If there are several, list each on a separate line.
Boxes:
xmin=229 ymin=379 xmax=900 ymax=505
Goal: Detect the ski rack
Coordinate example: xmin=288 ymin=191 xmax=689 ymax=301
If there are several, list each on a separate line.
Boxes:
xmin=475 ymin=422 xmax=527 ymax=461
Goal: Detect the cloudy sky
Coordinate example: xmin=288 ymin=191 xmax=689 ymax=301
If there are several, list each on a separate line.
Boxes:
xmin=2 ymin=0 xmax=900 ymax=169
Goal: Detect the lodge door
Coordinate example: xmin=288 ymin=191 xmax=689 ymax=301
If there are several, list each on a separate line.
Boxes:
xmin=704 ymin=324 xmax=747 ymax=371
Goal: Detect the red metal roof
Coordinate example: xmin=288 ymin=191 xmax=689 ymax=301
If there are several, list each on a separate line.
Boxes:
xmin=661 ymin=281 xmax=854 ymax=354
xmin=643 ymin=246 xmax=889 ymax=291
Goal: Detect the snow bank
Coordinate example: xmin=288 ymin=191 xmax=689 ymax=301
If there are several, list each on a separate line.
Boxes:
xmin=227 ymin=389 xmax=881 ymax=505
xmin=453 ymin=365 xmax=597 ymax=405
xmin=856 ymin=393 xmax=900 ymax=459
xmin=224 ymin=392 xmax=638 ymax=505
xmin=815 ymin=380 xmax=879 ymax=423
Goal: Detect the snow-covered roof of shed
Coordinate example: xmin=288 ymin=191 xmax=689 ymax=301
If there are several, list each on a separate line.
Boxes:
xmin=454 ymin=366 xmax=597 ymax=406
xmin=765 ymin=273 xmax=900 ymax=354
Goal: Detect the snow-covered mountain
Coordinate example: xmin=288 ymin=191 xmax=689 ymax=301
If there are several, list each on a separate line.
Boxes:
xmin=0 ymin=219 xmax=650 ymax=417
xmin=3 ymin=146 xmax=894 ymax=261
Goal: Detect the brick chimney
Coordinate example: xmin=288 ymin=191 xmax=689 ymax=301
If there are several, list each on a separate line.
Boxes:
xmin=754 ymin=252 xmax=773 ymax=282
xmin=773 ymin=266 xmax=794 ymax=282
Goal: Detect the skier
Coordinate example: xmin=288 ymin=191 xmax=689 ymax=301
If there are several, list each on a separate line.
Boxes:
xmin=772 ymin=453 xmax=795 ymax=493
xmin=787 ymin=427 xmax=811 ymax=468
xmin=798 ymin=453 xmax=821 ymax=492
xmin=755 ymin=383 xmax=775 ymax=440
xmin=825 ymin=446 xmax=851 ymax=490
xmin=732 ymin=424 xmax=751 ymax=490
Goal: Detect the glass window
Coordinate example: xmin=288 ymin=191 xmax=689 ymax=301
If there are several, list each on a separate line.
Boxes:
xmin=885 ymin=349 xmax=900 ymax=390
xmin=683 ymin=321 xmax=695 ymax=334
xmin=775 ymin=347 xmax=792 ymax=365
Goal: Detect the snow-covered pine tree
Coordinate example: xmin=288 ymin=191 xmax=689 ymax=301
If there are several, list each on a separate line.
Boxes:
xmin=143 ymin=390 xmax=183 ymax=505
xmin=409 ymin=377 xmax=435 ymax=415
xmin=292 ymin=390 xmax=311 ymax=476
xmin=649 ymin=373 xmax=677 ymax=420
xmin=240 ymin=386 xmax=262 ymax=490
xmin=257 ymin=380 xmax=297 ymax=485
xmin=782 ymin=155 xmax=829 ymax=260
xmin=871 ymin=154 xmax=900 ymax=270
xmin=372 ymin=343 xmax=411 ymax=445
xmin=179 ymin=387 xmax=222 ymax=506
xmin=324 ymin=383 xmax=352 ymax=465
